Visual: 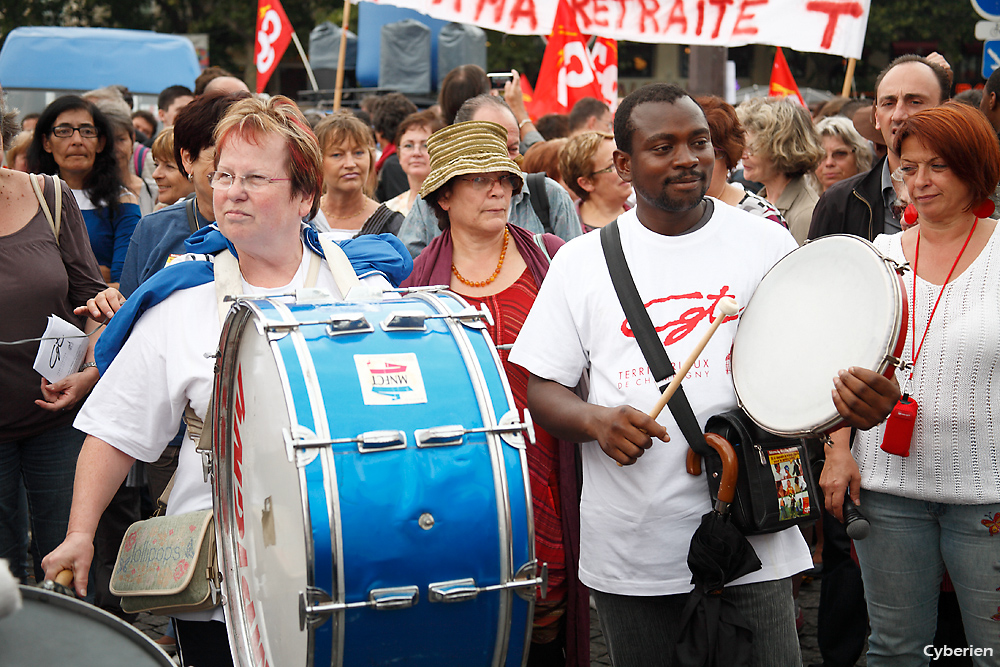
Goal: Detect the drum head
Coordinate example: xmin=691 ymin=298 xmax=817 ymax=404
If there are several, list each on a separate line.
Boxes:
xmin=732 ymin=235 xmax=904 ymax=436
xmin=0 ymin=587 xmax=173 ymax=666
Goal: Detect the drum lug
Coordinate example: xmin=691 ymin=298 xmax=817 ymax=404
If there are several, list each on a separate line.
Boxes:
xmin=428 ymin=578 xmax=479 ymax=603
xmin=357 ymin=430 xmax=408 ymax=453
xmin=299 ymin=585 xmax=420 ymax=630
xmin=381 ymin=311 xmax=429 ymax=332
xmin=428 ymin=561 xmax=548 ymax=605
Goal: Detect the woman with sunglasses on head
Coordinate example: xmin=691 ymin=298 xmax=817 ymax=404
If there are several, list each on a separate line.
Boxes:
xmin=402 ymin=121 xmax=589 ymax=667
xmin=27 ymin=96 xmax=140 ymax=288
xmin=311 ymin=111 xmax=403 ymax=238
xmin=558 ymin=131 xmax=632 ymax=233
xmin=736 ymin=96 xmax=824 ymax=245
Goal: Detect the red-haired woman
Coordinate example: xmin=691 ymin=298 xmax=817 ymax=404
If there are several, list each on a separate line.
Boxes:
xmin=821 ymin=101 xmax=1000 ymax=665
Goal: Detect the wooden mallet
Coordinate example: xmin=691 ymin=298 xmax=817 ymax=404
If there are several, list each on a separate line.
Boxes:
xmin=649 ymin=296 xmax=740 ymax=420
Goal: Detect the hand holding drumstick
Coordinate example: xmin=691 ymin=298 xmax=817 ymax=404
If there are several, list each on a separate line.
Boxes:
xmin=649 ymin=297 xmax=740 ymax=420
xmin=617 ymin=297 xmax=740 ymax=467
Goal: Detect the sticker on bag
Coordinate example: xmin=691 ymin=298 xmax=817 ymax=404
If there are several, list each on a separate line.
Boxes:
xmin=769 ymin=446 xmax=810 ymax=521
xmin=354 ymin=353 xmax=427 ymax=405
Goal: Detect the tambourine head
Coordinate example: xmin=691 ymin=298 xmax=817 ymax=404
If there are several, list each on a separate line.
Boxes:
xmin=732 ymin=235 xmax=907 ymax=437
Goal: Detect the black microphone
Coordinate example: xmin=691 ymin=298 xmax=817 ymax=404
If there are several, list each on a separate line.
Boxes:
xmin=843 ymin=495 xmax=870 ymax=540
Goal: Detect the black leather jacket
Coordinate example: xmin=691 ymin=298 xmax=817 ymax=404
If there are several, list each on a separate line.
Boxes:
xmin=808 ymin=156 xmax=887 ymax=242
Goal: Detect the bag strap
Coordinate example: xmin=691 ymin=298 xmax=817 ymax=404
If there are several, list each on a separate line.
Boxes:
xmin=526 ymin=172 xmax=552 ymax=235
xmin=532 ymin=233 xmax=552 ymax=263
xmin=158 ymin=242 xmax=324 ymax=511
xmin=185 ymin=196 xmax=200 ymax=234
xmin=599 ymin=221 xmax=711 ymax=457
xmin=31 ymin=174 xmax=62 ymax=245
xmin=316 ymin=233 xmax=362 ymax=298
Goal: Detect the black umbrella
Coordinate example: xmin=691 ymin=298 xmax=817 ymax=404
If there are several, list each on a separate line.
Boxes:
xmin=674 ymin=433 xmax=762 ymax=667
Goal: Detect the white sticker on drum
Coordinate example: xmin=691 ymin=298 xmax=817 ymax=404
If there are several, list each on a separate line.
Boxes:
xmin=354 ymin=353 xmax=428 ymax=405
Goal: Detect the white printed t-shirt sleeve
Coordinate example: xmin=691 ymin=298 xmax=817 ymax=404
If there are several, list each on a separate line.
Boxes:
xmin=509 ymin=237 xmax=588 ymax=387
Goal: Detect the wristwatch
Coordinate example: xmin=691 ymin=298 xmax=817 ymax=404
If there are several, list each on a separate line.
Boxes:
xmin=79 ymin=361 xmax=97 ymax=371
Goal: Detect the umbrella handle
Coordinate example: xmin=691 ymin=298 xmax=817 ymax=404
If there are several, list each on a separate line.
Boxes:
xmin=686 ymin=449 xmax=702 ymax=476
xmin=704 ymin=433 xmax=739 ymax=506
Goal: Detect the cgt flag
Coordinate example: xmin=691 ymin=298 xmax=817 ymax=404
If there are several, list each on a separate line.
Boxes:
xmin=769 ymin=47 xmax=805 ymax=107
xmin=528 ymin=0 xmax=605 ymax=118
xmin=255 ymin=0 xmax=294 ymax=94
xmin=591 ymin=37 xmax=618 ymax=107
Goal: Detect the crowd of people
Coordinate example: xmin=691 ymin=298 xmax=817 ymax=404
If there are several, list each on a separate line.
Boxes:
xmin=0 ymin=53 xmax=997 ymax=667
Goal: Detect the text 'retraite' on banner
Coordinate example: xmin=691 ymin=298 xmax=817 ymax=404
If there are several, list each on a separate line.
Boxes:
xmin=255 ymin=0 xmax=294 ymax=93
xmin=361 ymin=0 xmax=871 ymax=59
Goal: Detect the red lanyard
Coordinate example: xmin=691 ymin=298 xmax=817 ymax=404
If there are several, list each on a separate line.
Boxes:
xmin=909 ymin=218 xmax=978 ymax=377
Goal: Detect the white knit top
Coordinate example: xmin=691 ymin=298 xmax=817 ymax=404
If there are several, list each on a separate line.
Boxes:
xmin=853 ymin=226 xmax=1000 ymax=504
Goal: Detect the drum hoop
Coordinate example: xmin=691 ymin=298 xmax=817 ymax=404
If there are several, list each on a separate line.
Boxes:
xmin=734 ymin=235 xmax=908 ymax=438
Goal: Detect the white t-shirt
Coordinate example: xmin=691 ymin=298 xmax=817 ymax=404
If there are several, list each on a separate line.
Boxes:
xmin=509 ymin=201 xmax=811 ymax=596
xmin=853 ymin=227 xmax=1000 ymax=504
xmin=76 ymin=242 xmax=390 ymax=620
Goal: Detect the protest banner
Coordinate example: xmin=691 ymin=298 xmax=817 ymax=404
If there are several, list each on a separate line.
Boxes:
xmin=362 ymin=0 xmax=870 ymax=59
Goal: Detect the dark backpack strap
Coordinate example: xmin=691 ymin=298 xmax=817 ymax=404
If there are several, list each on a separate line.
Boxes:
xmin=355 ymin=204 xmax=400 ymax=237
xmin=599 ymin=221 xmax=711 ymax=457
xmin=526 ymin=172 xmax=552 ymax=235
xmin=185 ymin=196 xmax=200 ymax=234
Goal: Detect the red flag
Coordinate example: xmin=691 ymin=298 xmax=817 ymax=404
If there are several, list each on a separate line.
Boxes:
xmin=519 ymin=72 xmax=535 ymax=107
xmin=590 ymin=37 xmax=618 ymax=106
xmin=527 ymin=0 xmax=604 ymax=119
xmin=254 ymin=0 xmax=294 ymax=94
xmin=768 ymin=47 xmax=805 ymax=107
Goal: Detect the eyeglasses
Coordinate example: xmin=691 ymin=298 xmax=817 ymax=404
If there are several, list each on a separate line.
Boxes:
xmin=51 ymin=124 xmax=99 ymax=139
xmin=590 ymin=164 xmax=615 ymax=177
xmin=826 ymin=149 xmax=854 ymax=161
xmin=399 ymin=141 xmax=429 ymax=154
xmin=208 ymin=171 xmax=290 ymax=192
xmin=459 ymin=174 xmax=519 ymax=192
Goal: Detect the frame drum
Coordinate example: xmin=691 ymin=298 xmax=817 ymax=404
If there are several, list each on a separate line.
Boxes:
xmin=731 ymin=235 xmax=908 ymax=437
xmin=0 ymin=586 xmax=173 ymax=666
xmin=210 ymin=290 xmax=538 ymax=667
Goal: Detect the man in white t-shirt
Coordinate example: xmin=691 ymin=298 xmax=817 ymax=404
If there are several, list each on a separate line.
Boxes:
xmin=509 ymin=84 xmax=899 ymax=667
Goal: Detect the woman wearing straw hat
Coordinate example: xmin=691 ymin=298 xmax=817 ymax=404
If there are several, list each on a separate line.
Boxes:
xmin=402 ymin=120 xmax=588 ymax=667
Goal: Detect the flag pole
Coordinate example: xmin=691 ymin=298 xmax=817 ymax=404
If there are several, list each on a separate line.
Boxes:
xmin=291 ymin=32 xmax=319 ymax=92
xmin=333 ymin=0 xmax=351 ymax=111
xmin=841 ymin=58 xmax=857 ymax=97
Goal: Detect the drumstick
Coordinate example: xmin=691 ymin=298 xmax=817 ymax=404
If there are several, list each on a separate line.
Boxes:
xmin=618 ymin=297 xmax=740 ymax=468
xmin=55 ymin=570 xmax=74 ymax=587
xmin=649 ymin=297 xmax=740 ymax=420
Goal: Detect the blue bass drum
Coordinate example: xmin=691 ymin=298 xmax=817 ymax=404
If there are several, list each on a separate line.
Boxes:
xmin=210 ymin=289 xmax=542 ymax=667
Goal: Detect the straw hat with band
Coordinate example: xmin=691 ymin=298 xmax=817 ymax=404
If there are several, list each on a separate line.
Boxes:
xmin=419 ymin=120 xmax=524 ymax=201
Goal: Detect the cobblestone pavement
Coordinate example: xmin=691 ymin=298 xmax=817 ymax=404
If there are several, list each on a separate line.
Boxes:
xmin=131 ymin=571 xmax=864 ymax=667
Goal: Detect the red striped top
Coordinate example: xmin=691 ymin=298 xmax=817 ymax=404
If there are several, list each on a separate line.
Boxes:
xmin=460 ymin=269 xmax=566 ymax=604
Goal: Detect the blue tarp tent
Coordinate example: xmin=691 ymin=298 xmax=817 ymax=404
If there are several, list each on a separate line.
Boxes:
xmin=0 ymin=26 xmax=200 ymax=93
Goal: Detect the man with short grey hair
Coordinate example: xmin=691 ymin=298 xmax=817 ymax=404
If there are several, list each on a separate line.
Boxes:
xmin=397 ymin=94 xmax=581 ymax=258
